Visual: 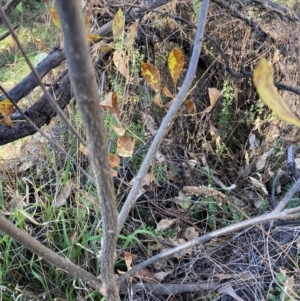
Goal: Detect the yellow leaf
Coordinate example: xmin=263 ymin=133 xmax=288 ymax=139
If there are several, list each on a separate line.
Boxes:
xmin=141 ymin=62 xmax=161 ymax=93
xmin=50 ymin=7 xmax=61 ymax=29
xmin=201 ymin=87 xmax=221 ymax=113
xmin=100 ymin=92 xmax=120 ymax=116
xmin=0 ymin=98 xmax=14 ymax=118
xmin=87 ymin=33 xmax=101 ymax=43
xmin=253 ymin=58 xmax=300 ymax=127
xmin=113 ymin=126 xmax=126 ymax=136
xmin=112 ymin=8 xmax=124 ymax=41
xmin=168 ymin=48 xmax=184 ymax=87
xmin=117 ymin=135 xmax=134 ymax=157
xmin=79 ymin=143 xmax=87 ymax=156
xmin=113 ymin=50 xmax=130 ymax=80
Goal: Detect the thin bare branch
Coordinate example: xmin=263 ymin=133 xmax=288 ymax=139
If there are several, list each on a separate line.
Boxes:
xmin=118 ymin=176 xmax=300 ymax=283
xmin=117 ymin=0 xmax=211 ymax=232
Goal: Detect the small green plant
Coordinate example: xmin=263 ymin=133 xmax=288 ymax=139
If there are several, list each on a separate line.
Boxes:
xmin=243 ymin=99 xmax=265 ymax=125
xmin=218 ymin=81 xmax=234 ymax=137
xmin=268 ymin=271 xmax=296 ymax=301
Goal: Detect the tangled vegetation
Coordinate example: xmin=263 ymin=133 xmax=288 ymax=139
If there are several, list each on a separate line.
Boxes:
xmin=0 ymin=0 xmax=300 ymax=300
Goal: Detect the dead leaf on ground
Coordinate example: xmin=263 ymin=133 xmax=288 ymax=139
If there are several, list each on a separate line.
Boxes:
xmin=117 ymin=135 xmax=134 ymax=157
xmin=100 ymin=92 xmax=120 ymax=117
xmin=113 ymin=126 xmax=126 ymax=136
xmin=154 ymin=271 xmax=172 ymax=281
xmin=98 ymin=41 xmax=115 ymax=54
xmin=134 ymin=268 xmax=158 ymax=284
xmin=249 ymin=132 xmax=260 ymax=150
xmin=155 ymin=218 xmax=176 ymax=232
xmin=113 ymin=51 xmax=129 ymax=80
xmin=186 ymin=99 xmax=196 ymax=113
xmin=184 ymin=227 xmax=199 ymax=241
xmin=125 ymin=252 xmax=132 ymax=270
xmin=87 ymin=33 xmax=101 ymax=43
xmin=141 ymin=62 xmax=161 ymax=93
xmin=256 ymin=148 xmax=274 ymax=171
xmin=53 ymin=179 xmax=73 ymax=208
xmin=249 ymin=175 xmax=268 ymax=195
xmin=162 ymin=86 xmax=173 ymax=98
xmin=153 ymin=93 xmax=162 ymax=107
xmin=109 ymin=153 xmax=120 ymax=169
xmin=201 ymin=87 xmax=221 ymax=113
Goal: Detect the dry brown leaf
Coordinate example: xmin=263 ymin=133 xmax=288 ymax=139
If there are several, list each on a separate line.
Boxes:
xmin=153 ymin=93 xmax=162 ymax=107
xmin=109 ymin=153 xmax=120 ymax=169
xmin=134 ymin=268 xmax=158 ymax=284
xmin=125 ymin=252 xmax=132 ymax=270
xmin=184 ymin=227 xmax=199 ymax=241
xmin=256 ymin=148 xmax=274 ymax=171
xmin=162 ymin=86 xmax=173 ymax=98
xmin=98 ymin=41 xmax=115 ymax=54
xmin=0 ymin=117 xmax=13 ymax=126
xmin=87 ymin=33 xmax=101 ymax=43
xmin=113 ymin=50 xmax=129 ymax=80
xmin=117 ymin=135 xmax=134 ymax=157
xmin=53 ymin=179 xmax=73 ymax=208
xmin=249 ymin=175 xmax=268 ymax=195
xmin=155 ymin=218 xmax=176 ymax=232
xmin=201 ymin=87 xmax=221 ymax=113
xmin=186 ymin=99 xmax=196 ymax=113
xmin=100 ymin=92 xmax=120 ymax=116
xmin=113 ymin=126 xmax=126 ymax=136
